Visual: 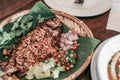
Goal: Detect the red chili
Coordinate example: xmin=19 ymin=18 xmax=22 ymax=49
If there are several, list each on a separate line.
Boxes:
xmin=65 ymin=66 xmax=70 ymax=71
xmin=55 ymin=58 xmax=59 ymax=64
xmin=57 ymin=54 xmax=61 ymax=59
xmin=61 ymin=61 xmax=65 ymax=66
xmin=72 ymin=45 xmax=77 ymax=50
xmin=73 ymin=53 xmax=78 ymax=58
xmin=60 ymin=50 xmax=65 ymax=54
xmin=3 ymin=49 xmax=8 ymax=55
xmin=52 ymin=52 xmax=58 ymax=57
xmin=60 ymin=53 xmax=65 ymax=58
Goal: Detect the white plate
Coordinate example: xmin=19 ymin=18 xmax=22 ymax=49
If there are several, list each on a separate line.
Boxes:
xmin=97 ymin=34 xmax=120 ymax=80
xmin=106 ymin=0 xmax=120 ymax=33
xmin=44 ymin=0 xmax=113 ymax=17
xmin=91 ymin=38 xmax=111 ymax=80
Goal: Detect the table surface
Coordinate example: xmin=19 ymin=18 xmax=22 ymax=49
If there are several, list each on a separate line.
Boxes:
xmin=0 ymin=0 xmax=119 ymax=80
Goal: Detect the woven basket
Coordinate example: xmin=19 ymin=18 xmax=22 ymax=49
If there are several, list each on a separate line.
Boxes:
xmin=0 ymin=9 xmax=94 ymax=80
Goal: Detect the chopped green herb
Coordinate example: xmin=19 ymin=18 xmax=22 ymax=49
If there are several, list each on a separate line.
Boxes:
xmin=115 ymin=67 xmax=119 ymax=74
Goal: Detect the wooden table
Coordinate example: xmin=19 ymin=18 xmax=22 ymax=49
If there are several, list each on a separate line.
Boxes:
xmin=0 ymin=0 xmax=119 ymax=80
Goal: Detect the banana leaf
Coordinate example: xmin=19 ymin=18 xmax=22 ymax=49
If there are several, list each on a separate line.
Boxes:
xmin=0 ymin=2 xmax=56 ymax=51
xmin=0 ymin=1 xmax=100 ymax=80
xmin=29 ymin=1 xmax=55 ymax=18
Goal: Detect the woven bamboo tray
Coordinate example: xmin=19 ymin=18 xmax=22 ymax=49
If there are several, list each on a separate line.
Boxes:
xmin=0 ymin=9 xmax=94 ymax=80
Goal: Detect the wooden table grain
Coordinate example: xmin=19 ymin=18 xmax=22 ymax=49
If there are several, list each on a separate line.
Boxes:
xmin=0 ymin=0 xmax=119 ymax=80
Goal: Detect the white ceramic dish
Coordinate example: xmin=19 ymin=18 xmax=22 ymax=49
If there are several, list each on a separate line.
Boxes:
xmin=91 ymin=38 xmax=111 ymax=80
xmin=44 ymin=0 xmax=113 ymax=17
xmin=106 ymin=0 xmax=120 ymax=33
xmin=97 ymin=34 xmax=120 ymax=80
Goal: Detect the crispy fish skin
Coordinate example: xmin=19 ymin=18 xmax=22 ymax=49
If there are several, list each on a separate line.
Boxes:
xmin=0 ymin=18 xmax=61 ymax=78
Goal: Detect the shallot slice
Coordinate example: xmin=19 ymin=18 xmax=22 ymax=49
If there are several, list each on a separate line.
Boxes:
xmin=60 ymin=30 xmax=79 ymax=51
